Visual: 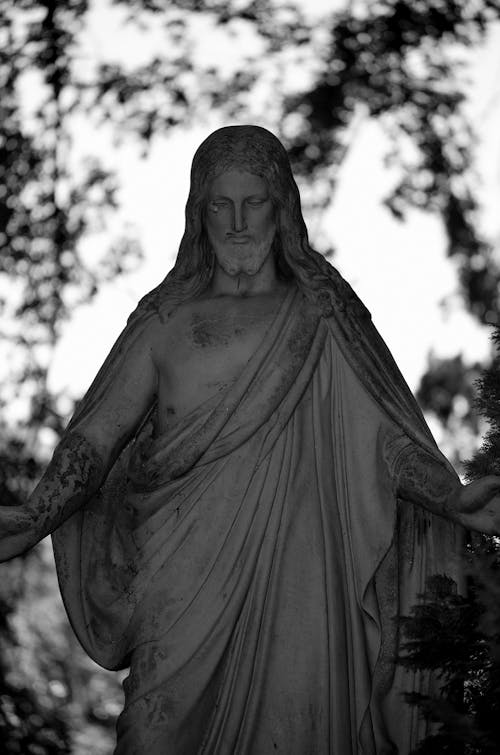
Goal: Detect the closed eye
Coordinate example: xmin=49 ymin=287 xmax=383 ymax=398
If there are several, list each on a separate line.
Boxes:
xmin=209 ymin=200 xmax=230 ymax=211
xmin=247 ymin=198 xmax=267 ymax=206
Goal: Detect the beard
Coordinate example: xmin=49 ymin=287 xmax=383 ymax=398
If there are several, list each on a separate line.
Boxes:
xmin=210 ymin=227 xmax=277 ymax=278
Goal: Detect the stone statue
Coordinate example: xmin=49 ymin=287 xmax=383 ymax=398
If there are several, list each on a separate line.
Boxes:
xmin=1 ymin=125 xmax=500 ymax=755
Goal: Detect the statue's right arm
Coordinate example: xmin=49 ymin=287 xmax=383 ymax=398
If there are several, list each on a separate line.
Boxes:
xmin=0 ymin=323 xmax=159 ymax=561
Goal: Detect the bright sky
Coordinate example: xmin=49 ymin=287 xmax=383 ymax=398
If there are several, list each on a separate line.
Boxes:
xmin=47 ymin=2 xmax=499 ymax=442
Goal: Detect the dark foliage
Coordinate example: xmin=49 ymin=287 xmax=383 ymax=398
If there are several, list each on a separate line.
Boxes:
xmin=464 ymin=327 xmax=500 ymax=479
xmin=0 ymin=1 xmax=138 ymax=750
xmin=417 ymin=354 xmax=484 ymax=427
xmin=399 ymin=543 xmax=500 ymax=754
xmin=0 ymin=589 xmax=71 ymax=754
xmin=0 ymin=0 xmax=142 ymax=431
xmin=399 ymin=326 xmax=500 ymax=754
xmin=280 ymin=0 xmax=500 ymax=324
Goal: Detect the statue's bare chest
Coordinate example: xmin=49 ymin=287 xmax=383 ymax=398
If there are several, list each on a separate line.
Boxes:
xmin=180 ymin=307 xmax=271 ymax=377
xmin=152 ymin=294 xmax=282 ymax=428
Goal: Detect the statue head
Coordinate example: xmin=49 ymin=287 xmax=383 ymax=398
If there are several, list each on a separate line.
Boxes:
xmin=140 ymin=124 xmax=368 ymax=320
xmin=160 ymin=125 xmax=320 ymax=300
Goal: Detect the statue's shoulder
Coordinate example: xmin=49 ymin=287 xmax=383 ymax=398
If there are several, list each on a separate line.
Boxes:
xmin=304 ymin=276 xmax=372 ymax=324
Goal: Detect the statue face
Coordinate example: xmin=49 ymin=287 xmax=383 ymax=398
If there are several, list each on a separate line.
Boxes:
xmin=204 ymin=169 xmax=276 ymax=278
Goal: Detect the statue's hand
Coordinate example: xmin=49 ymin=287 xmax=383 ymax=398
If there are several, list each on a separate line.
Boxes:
xmin=452 ymin=476 xmax=500 ymax=535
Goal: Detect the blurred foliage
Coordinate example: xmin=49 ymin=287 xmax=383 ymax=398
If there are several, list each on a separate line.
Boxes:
xmin=416 ymin=352 xmax=487 ymax=471
xmin=96 ymin=0 xmax=500 ymax=325
xmin=0 ymin=0 xmax=138 ymax=751
xmin=0 ymin=0 xmax=143 ymax=436
xmin=415 ymin=328 xmax=499 ymax=474
xmin=399 ymin=325 xmax=500 ymax=753
xmin=0 ymin=540 xmax=123 ymax=754
xmin=1 ymin=0 xmax=500 ymax=752
xmin=0 ymin=548 xmax=71 ymax=754
xmin=417 ymin=354 xmax=483 ymax=427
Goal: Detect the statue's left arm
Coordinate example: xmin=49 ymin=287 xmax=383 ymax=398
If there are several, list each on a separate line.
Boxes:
xmin=389 ymin=440 xmax=500 ymax=536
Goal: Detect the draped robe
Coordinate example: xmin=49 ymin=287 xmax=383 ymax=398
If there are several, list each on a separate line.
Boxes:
xmin=52 ymin=282 xmax=464 ymax=754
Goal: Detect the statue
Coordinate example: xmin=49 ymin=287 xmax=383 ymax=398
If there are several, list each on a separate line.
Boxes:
xmin=1 ymin=125 xmax=500 ymax=755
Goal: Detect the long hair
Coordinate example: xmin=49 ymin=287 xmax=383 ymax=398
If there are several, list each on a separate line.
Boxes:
xmin=133 ymin=125 xmax=369 ymax=321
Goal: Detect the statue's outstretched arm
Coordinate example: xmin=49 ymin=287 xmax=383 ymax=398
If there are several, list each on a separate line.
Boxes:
xmin=0 ymin=432 xmax=105 ymax=561
xmin=388 ymin=439 xmax=500 ymax=536
xmin=391 ymin=442 xmax=462 ymax=519
xmin=0 ymin=323 xmax=158 ymax=561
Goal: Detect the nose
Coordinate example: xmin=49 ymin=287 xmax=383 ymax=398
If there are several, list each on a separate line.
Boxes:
xmin=231 ymin=202 xmax=247 ymax=233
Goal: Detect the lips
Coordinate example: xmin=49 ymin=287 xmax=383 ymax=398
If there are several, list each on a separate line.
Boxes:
xmin=229 ymin=236 xmax=251 ymax=244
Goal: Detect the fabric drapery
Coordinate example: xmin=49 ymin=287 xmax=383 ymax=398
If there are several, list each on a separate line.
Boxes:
xmin=52 ymin=280 xmax=464 ymax=754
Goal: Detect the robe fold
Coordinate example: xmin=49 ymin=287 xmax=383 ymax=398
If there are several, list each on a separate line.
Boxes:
xmin=52 ymin=282 xmax=464 ymax=754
